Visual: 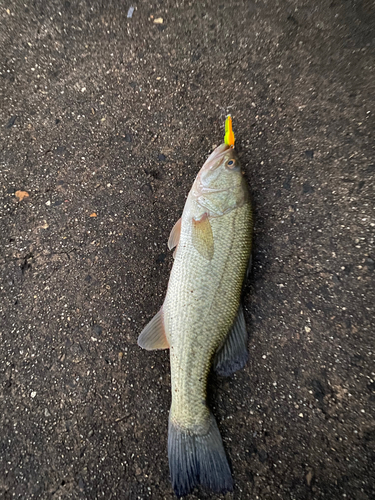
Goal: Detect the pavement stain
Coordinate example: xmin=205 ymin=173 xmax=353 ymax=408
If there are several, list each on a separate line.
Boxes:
xmin=14 ymin=190 xmax=30 ymax=202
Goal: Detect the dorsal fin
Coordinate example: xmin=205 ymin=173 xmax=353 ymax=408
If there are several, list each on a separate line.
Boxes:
xmin=213 ymin=304 xmax=248 ymax=376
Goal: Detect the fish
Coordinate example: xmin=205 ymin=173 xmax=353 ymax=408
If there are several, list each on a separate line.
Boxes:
xmin=138 ymin=116 xmax=253 ymax=496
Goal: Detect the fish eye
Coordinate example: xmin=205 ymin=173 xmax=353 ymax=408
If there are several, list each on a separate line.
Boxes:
xmin=226 ymin=159 xmax=236 ymax=169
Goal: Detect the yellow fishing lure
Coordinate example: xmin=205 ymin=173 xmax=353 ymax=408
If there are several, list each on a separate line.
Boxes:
xmin=224 ymin=115 xmax=235 ymax=147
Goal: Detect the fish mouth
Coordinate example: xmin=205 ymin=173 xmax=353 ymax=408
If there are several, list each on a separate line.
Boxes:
xmin=202 ymin=143 xmax=235 ymax=170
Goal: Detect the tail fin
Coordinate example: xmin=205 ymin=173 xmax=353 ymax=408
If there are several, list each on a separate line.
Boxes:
xmin=168 ymin=413 xmax=233 ymax=497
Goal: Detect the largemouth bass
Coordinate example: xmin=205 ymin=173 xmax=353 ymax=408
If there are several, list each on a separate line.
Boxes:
xmin=138 ymin=117 xmax=253 ymax=496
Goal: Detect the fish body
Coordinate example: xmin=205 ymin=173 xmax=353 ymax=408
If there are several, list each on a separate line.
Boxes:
xmin=138 ymin=134 xmax=253 ymax=496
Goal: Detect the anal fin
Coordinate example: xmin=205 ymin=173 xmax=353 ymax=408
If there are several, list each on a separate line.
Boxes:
xmin=213 ymin=304 xmax=248 ymax=376
xmin=138 ymin=308 xmax=169 ymax=350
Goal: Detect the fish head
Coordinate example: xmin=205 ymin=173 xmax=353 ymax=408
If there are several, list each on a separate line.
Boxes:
xmin=192 ymin=144 xmax=249 ymax=218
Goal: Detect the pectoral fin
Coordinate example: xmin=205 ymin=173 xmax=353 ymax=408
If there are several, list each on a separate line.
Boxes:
xmin=213 ymin=305 xmax=248 ymax=376
xmin=192 ymin=213 xmax=214 ymax=260
xmin=168 ymin=218 xmax=182 ymax=251
xmin=138 ymin=308 xmax=170 ymax=350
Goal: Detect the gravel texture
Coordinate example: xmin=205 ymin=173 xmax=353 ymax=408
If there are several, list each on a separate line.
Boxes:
xmin=1 ymin=1 xmax=374 ymax=499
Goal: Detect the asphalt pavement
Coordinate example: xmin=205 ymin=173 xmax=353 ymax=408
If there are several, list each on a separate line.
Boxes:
xmin=1 ymin=1 xmax=374 ymax=499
